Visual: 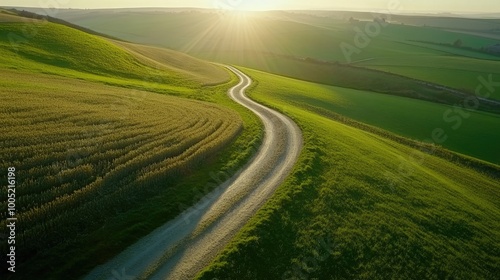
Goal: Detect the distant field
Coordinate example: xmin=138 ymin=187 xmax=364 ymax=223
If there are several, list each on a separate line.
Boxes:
xmin=294 ymin=11 xmax=500 ymax=31
xmin=405 ymin=41 xmax=500 ymax=60
xmin=389 ymin=15 xmax=500 ymax=31
xmin=241 ymin=69 xmax=500 ymax=165
xmin=198 ymin=67 xmax=500 ymax=280
xmin=367 ymin=63 xmax=500 ymax=101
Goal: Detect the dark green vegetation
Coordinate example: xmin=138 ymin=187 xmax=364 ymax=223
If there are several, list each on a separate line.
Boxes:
xmin=0 ymin=14 xmax=262 ymax=279
xmin=197 ymin=68 xmax=500 ymax=280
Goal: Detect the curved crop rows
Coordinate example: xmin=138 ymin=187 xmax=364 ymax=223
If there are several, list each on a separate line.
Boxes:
xmin=0 ymin=71 xmax=242 ymax=264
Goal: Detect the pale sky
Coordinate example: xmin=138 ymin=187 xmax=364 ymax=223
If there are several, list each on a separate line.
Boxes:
xmin=2 ymin=0 xmax=500 ymax=14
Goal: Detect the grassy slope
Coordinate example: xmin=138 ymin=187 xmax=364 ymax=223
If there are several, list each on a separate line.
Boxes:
xmin=109 ymin=39 xmax=229 ymax=85
xmin=0 ymin=21 xmax=230 ymax=93
xmin=197 ymin=68 xmax=500 ymax=280
xmin=0 ymin=18 xmax=262 ymax=279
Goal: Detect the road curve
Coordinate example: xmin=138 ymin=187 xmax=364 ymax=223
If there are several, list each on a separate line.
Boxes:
xmin=85 ymin=66 xmax=303 ymax=280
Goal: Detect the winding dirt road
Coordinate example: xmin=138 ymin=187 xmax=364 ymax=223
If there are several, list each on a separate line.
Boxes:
xmin=85 ymin=66 xmax=302 ymax=280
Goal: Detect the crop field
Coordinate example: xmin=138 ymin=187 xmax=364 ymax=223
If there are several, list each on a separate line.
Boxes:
xmin=198 ymin=68 xmax=500 ymax=280
xmin=0 ymin=69 xmax=242 ymax=273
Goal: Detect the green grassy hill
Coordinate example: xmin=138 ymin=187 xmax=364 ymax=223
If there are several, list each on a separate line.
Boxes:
xmin=198 ymin=67 xmax=500 ymax=280
xmin=0 ymin=16 xmax=229 ymax=90
xmin=9 ymin=24 xmax=149 ymax=75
